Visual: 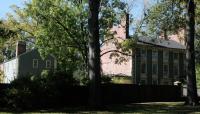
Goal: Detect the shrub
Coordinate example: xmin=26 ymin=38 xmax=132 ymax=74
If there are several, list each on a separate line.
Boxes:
xmin=3 ymin=70 xmax=79 ymax=109
xmin=111 ymin=76 xmax=133 ymax=84
xmin=73 ymin=69 xmax=89 ymax=85
xmin=101 ymin=76 xmax=112 ymax=84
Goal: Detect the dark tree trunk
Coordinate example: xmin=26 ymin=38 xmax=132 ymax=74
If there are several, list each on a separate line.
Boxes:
xmin=164 ymin=29 xmax=168 ymax=40
xmin=88 ymin=0 xmax=101 ymax=106
xmin=125 ymin=12 xmax=130 ymax=39
xmin=185 ymin=0 xmax=198 ymax=106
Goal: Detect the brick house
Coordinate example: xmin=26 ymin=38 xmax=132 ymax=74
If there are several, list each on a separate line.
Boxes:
xmin=101 ymin=23 xmax=186 ymax=85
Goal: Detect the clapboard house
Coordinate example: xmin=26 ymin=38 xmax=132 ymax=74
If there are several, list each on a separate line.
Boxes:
xmin=133 ymin=37 xmax=186 ymax=85
xmin=0 ymin=41 xmax=57 ymax=83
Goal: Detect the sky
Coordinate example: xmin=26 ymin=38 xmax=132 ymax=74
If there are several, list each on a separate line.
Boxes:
xmin=0 ymin=0 xmax=27 ymax=19
xmin=0 ymin=0 xmax=154 ymax=20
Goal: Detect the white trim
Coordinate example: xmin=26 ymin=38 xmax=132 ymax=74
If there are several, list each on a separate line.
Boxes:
xmin=46 ymin=60 xmax=51 ymax=68
xmin=33 ymin=59 xmax=38 ymax=68
xmin=54 ymin=58 xmax=57 ymax=70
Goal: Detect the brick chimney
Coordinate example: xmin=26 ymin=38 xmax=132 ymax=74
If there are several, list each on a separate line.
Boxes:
xmin=16 ymin=41 xmax=26 ymax=56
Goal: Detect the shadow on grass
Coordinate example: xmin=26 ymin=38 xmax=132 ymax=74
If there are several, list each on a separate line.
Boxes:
xmin=1 ymin=102 xmax=200 ymax=114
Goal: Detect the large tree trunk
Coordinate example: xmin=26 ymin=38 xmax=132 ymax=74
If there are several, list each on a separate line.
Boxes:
xmin=186 ymin=0 xmax=198 ymax=106
xmin=88 ymin=0 xmax=101 ymax=106
xmin=125 ymin=12 xmax=130 ymax=39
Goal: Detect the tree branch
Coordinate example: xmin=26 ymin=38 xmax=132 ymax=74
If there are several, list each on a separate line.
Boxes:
xmin=100 ymin=49 xmax=131 ymax=57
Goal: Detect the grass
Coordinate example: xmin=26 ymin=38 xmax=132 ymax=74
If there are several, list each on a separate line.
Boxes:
xmin=1 ymin=102 xmax=200 ymax=114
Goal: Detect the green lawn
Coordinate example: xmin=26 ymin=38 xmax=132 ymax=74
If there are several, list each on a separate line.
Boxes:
xmin=1 ymin=102 xmax=200 ymax=114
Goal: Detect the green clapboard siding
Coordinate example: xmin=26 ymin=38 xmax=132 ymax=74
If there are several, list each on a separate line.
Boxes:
xmin=147 ymin=49 xmax=152 ymax=85
xmin=135 ymin=48 xmax=141 ymax=84
xmin=18 ymin=49 xmax=55 ymax=77
xmin=179 ymin=53 xmax=184 ymax=81
xmin=158 ymin=50 xmax=163 ymax=84
xmin=169 ymin=51 xmax=174 ymax=81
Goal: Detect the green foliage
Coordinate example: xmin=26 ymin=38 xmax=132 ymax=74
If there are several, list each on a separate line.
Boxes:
xmin=2 ymin=0 xmax=127 ymax=75
xmin=111 ymin=76 xmax=132 ymax=84
xmin=195 ymin=38 xmax=200 ymax=64
xmin=0 ymin=71 xmax=4 ymax=83
xmin=73 ymin=69 xmax=89 ymax=85
xmin=196 ymin=64 xmax=200 ymax=87
xmin=144 ymin=1 xmax=186 ymax=37
xmin=2 ymin=70 xmax=78 ymax=109
xmin=0 ymin=21 xmax=18 ymax=62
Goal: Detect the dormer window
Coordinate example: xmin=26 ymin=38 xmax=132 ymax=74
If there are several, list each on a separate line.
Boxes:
xmin=33 ymin=59 xmax=38 ymax=68
xmin=46 ymin=60 xmax=51 ymax=68
xmin=174 ymin=53 xmax=178 ymax=60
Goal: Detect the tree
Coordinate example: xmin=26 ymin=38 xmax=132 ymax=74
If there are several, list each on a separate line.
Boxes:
xmin=3 ymin=0 xmax=126 ymax=75
xmin=144 ymin=0 xmax=185 ymax=38
xmin=144 ymin=0 xmax=199 ymax=105
xmin=88 ymin=0 xmax=101 ymax=106
xmin=185 ymin=0 xmax=198 ymax=105
xmin=0 ymin=20 xmax=18 ymax=62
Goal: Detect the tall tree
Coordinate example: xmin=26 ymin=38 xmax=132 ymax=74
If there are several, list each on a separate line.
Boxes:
xmin=88 ymin=0 xmax=101 ymax=106
xmin=185 ymin=0 xmax=198 ymax=105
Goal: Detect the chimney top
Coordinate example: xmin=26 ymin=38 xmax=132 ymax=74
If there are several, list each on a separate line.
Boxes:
xmin=16 ymin=41 xmax=26 ymax=56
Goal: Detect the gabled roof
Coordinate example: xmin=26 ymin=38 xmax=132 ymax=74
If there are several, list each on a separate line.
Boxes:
xmin=0 ymin=49 xmax=37 ymax=65
xmin=137 ymin=36 xmax=186 ymax=50
xmin=0 ymin=48 xmax=57 ymax=65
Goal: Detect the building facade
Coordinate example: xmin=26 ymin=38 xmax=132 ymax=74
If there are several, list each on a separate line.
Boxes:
xmin=133 ymin=37 xmax=186 ymax=85
xmin=0 ymin=41 xmax=57 ymax=83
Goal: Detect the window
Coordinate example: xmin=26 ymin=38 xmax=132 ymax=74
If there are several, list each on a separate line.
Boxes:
xmin=33 ymin=59 xmax=38 ymax=68
xmin=152 ymin=50 xmax=158 ymax=59
xmin=141 ymin=49 xmax=146 ymax=58
xmin=163 ymin=64 xmax=168 ymax=76
xmin=46 ymin=60 xmax=51 ymax=68
xmin=174 ymin=53 xmax=178 ymax=60
xmin=152 ymin=63 xmax=157 ymax=75
xmin=163 ymin=51 xmax=169 ymax=60
xmin=141 ymin=62 xmax=146 ymax=73
xmin=174 ymin=64 xmax=179 ymax=76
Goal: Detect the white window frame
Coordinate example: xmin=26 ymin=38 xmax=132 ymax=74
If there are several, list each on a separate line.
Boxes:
xmin=46 ymin=60 xmax=51 ymax=68
xmin=33 ymin=59 xmax=38 ymax=69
